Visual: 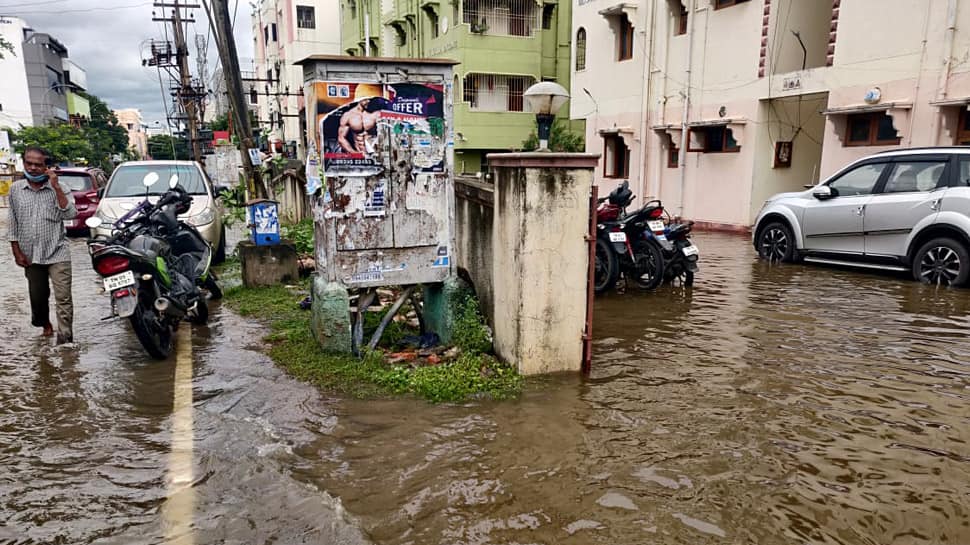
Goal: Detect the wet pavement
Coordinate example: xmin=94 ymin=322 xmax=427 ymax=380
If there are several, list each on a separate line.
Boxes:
xmin=2 ymin=228 xmax=969 ymax=544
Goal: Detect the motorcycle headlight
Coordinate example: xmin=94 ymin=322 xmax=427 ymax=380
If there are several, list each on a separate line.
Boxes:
xmin=186 ymin=208 xmax=216 ymax=226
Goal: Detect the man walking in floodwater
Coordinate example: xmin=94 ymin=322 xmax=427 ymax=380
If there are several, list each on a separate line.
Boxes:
xmin=6 ymin=146 xmax=76 ymax=344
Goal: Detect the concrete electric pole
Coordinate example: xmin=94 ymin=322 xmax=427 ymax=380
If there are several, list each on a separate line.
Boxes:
xmin=205 ymin=0 xmax=263 ymax=198
xmin=153 ymin=0 xmax=203 ymax=162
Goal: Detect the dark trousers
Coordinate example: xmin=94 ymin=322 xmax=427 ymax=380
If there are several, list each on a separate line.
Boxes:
xmin=25 ymin=262 xmax=73 ymax=338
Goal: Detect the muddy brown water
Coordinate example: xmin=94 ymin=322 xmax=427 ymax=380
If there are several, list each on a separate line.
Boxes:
xmin=1 ymin=229 xmax=969 ymax=544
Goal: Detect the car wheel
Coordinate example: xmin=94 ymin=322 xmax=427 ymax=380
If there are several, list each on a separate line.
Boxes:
xmin=912 ymin=237 xmax=970 ymax=287
xmin=214 ymin=224 xmax=227 ymax=264
xmin=757 ymin=222 xmax=795 ymax=262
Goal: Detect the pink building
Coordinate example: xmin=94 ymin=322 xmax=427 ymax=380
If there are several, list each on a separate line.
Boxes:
xmin=114 ymin=108 xmax=148 ymax=159
xmin=572 ymin=0 xmax=970 ymax=230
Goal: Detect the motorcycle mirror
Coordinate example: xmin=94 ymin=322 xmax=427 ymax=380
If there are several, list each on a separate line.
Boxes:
xmin=143 ymin=172 xmax=160 ymax=187
xmin=85 ymin=216 xmax=103 ymax=229
xmin=169 ymin=174 xmax=179 ymax=188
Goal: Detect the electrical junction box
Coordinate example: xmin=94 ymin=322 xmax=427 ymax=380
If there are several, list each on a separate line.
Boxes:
xmin=297 ymin=55 xmax=458 ymax=288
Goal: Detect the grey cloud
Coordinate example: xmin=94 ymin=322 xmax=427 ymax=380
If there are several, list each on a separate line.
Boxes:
xmin=7 ymin=0 xmax=254 ymax=126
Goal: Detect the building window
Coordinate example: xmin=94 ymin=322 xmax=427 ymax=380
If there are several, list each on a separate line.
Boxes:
xmin=423 ymin=6 xmax=440 ymax=38
xmin=688 ymin=125 xmax=741 ymax=153
xmin=604 ymin=134 xmax=630 ymax=178
xmin=714 ymin=0 xmax=749 ymax=9
xmin=844 ymin=112 xmax=901 ymax=147
xmin=250 ymin=89 xmax=258 ymax=104
xmin=575 ymin=28 xmax=586 ymax=71
xmin=264 ymin=25 xmax=269 ymax=43
xmin=667 ymin=138 xmax=679 ymax=168
xmin=618 ymin=15 xmax=633 ymax=61
xmin=47 ymin=66 xmax=63 ymax=93
xmin=297 ymin=5 xmax=316 ymax=29
xmin=542 ymin=3 xmax=555 ymax=29
xmin=462 ymin=74 xmax=535 ymax=112
xmin=674 ymin=2 xmax=687 ymax=35
xmin=463 ymin=0 xmax=537 ymax=37
xmin=271 ymin=23 xmax=278 ymax=41
xmin=957 ymin=108 xmax=970 ymax=145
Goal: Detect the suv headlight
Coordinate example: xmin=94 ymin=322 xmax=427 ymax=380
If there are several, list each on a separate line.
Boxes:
xmin=186 ymin=208 xmax=216 ymax=226
xmin=96 ymin=209 xmax=117 ymax=223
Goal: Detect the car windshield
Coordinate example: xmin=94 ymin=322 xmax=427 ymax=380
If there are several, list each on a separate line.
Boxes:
xmin=106 ymin=164 xmax=208 ymax=197
xmin=59 ymin=173 xmax=93 ymax=192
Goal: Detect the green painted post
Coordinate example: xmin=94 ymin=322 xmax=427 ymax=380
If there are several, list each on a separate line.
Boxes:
xmin=422 ymin=275 xmax=471 ymax=345
xmin=310 ymin=276 xmax=353 ymax=353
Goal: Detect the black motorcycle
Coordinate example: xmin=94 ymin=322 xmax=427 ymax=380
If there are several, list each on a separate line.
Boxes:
xmin=85 ymin=173 xmax=221 ymax=359
xmin=660 ymin=221 xmax=699 ymax=286
xmin=594 ymin=181 xmax=666 ymax=293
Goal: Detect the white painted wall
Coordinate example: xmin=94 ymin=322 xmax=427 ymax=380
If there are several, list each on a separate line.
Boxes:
xmin=0 ymin=17 xmax=34 ymax=128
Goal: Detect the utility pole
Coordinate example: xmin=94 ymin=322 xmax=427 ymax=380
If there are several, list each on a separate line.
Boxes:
xmin=153 ymin=0 xmax=203 ymax=162
xmin=206 ymin=0 xmax=263 ymax=198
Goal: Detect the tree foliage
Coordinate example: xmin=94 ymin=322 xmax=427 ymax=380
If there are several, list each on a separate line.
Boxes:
xmin=0 ymin=36 xmax=13 ymax=60
xmin=12 ymin=125 xmax=94 ymax=164
xmin=80 ymin=93 xmax=129 ymax=172
xmin=209 ymin=112 xmax=229 ymax=132
xmin=521 ymin=119 xmax=586 ymax=153
xmin=8 ymin=92 xmax=130 ymax=172
xmin=147 ymin=134 xmax=191 ymax=160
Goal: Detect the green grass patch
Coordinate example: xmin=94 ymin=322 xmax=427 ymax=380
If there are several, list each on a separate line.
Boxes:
xmin=223 ymin=284 xmax=522 ymax=403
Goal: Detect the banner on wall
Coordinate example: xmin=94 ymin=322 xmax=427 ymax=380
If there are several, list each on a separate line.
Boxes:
xmin=308 ymin=81 xmax=446 ymax=176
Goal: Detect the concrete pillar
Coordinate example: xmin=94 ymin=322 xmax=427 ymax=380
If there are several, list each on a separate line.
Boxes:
xmin=310 ymin=276 xmax=352 ymax=353
xmin=423 ymin=275 xmax=471 ymax=345
xmin=238 ymin=240 xmax=300 ymax=288
xmin=488 ymin=153 xmax=598 ymax=375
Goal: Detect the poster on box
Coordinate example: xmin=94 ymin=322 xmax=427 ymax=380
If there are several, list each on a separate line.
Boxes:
xmin=308 ymin=81 xmax=446 ymax=176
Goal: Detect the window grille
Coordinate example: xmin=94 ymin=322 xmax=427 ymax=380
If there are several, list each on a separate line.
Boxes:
xmin=462 ymin=74 xmax=536 ymax=112
xmin=463 ymin=0 xmax=538 ymax=37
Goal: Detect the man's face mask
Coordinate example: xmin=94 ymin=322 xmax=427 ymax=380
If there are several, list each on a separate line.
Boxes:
xmin=24 ymin=171 xmax=49 ymax=184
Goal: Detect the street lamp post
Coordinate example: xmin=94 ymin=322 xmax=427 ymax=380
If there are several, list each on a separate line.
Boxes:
xmin=40 ymin=83 xmax=74 ymax=124
xmin=523 ymin=82 xmax=570 ymax=151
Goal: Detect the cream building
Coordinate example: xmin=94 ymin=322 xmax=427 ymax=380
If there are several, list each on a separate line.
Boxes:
xmin=572 ymin=0 xmax=970 ymax=230
xmin=114 ymin=108 xmax=149 ymax=159
xmin=251 ymin=0 xmax=341 ymax=158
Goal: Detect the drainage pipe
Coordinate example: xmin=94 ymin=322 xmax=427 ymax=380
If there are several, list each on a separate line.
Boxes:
xmin=637 ymin=0 xmax=657 ymax=200
xmin=676 ymin=0 xmax=696 ymax=217
xmin=936 ymin=0 xmax=958 ymax=101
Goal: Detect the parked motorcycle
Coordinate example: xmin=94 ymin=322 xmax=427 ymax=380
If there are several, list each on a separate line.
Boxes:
xmin=84 ymin=172 xmax=221 ymax=359
xmin=661 ymin=221 xmax=699 ymax=286
xmin=594 ymin=181 xmax=666 ymax=293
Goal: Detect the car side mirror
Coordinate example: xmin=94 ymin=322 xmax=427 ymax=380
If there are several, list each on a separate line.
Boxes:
xmin=97 ymin=188 xmax=104 ymax=199
xmin=214 ymin=184 xmax=231 ymax=198
xmin=813 ymin=186 xmax=835 ymax=200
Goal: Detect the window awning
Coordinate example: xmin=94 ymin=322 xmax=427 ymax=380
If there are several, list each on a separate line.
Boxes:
xmin=930 ymin=96 xmax=970 ymax=108
xmin=822 ymin=103 xmax=913 ymax=146
xmin=821 ymin=102 xmax=912 ymax=116
xmin=598 ymin=3 xmax=637 ymax=23
xmin=598 ymin=126 xmax=635 ymax=147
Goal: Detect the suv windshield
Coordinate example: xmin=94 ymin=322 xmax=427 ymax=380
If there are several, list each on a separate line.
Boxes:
xmin=106 ymin=164 xmax=208 ymax=197
xmin=59 ymin=173 xmax=93 ymax=192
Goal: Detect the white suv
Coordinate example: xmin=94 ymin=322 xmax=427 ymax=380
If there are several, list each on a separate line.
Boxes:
xmin=754 ymin=148 xmax=970 ymax=286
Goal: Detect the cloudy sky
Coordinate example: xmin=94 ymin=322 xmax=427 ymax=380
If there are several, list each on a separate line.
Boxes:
xmin=3 ymin=0 xmax=256 ymax=126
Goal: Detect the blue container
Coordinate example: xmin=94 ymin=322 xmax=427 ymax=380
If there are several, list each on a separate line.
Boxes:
xmin=247 ymin=199 xmax=280 ymax=246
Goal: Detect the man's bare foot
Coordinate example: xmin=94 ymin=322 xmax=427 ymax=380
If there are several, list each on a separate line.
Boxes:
xmin=42 ymin=323 xmax=54 ymax=337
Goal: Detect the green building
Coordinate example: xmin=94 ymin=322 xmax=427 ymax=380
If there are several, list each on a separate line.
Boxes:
xmin=340 ymin=0 xmax=583 ymax=173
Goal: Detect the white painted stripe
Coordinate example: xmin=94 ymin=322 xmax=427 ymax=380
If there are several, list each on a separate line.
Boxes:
xmin=162 ymin=329 xmax=195 ymax=544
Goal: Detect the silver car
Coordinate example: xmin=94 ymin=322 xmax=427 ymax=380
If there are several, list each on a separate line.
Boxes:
xmin=92 ymin=161 xmax=227 ymax=263
xmin=754 ymin=148 xmax=970 ymax=286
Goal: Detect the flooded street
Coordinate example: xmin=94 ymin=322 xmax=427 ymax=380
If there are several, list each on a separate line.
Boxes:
xmin=2 ymin=229 xmax=970 ymax=544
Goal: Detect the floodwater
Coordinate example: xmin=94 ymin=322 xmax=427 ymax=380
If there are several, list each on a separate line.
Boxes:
xmin=2 ymin=229 xmax=970 ymax=544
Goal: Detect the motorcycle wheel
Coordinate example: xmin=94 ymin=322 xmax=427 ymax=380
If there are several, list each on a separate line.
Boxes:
xmin=673 ymin=270 xmax=695 ymax=287
xmin=594 ymin=237 xmax=618 ymax=293
xmin=187 ymin=298 xmax=209 ymax=325
xmin=203 ymin=274 xmax=223 ymax=300
xmin=630 ymin=241 xmax=665 ymax=291
xmin=130 ymin=298 xmax=173 ymax=360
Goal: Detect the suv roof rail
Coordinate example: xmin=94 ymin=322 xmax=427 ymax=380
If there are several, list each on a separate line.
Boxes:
xmin=875 ymin=146 xmax=970 ymax=154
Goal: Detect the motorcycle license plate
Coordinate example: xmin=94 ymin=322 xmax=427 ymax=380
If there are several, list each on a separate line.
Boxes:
xmin=682 ymin=245 xmax=699 ymax=257
xmin=104 ymin=270 xmax=135 ymax=291
xmin=648 ymin=220 xmax=665 ymax=232
xmin=609 ymin=232 xmax=627 ymax=242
